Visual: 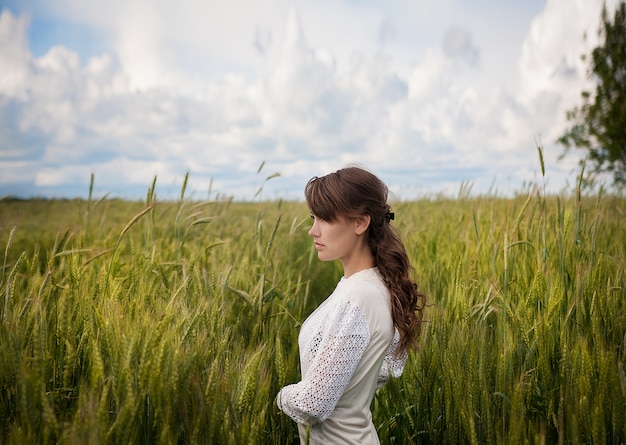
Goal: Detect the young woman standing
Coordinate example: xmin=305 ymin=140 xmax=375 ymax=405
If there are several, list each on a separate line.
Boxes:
xmin=276 ymin=166 xmax=426 ymax=444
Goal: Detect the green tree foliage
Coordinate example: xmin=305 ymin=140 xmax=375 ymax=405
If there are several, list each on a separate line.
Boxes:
xmin=558 ymin=1 xmax=626 ymax=186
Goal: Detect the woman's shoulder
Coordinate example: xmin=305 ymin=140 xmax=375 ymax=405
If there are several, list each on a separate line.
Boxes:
xmin=338 ymin=268 xmax=389 ymax=307
xmin=344 ymin=267 xmax=385 ymax=286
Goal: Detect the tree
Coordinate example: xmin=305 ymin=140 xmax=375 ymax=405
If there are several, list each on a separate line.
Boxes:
xmin=557 ymin=1 xmax=626 ymax=187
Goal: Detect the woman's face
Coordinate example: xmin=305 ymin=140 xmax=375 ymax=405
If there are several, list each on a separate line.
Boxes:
xmin=308 ymin=213 xmax=362 ymax=263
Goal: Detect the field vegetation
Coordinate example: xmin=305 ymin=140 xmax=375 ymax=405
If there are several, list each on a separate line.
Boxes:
xmin=1 ymin=173 xmax=625 ymax=444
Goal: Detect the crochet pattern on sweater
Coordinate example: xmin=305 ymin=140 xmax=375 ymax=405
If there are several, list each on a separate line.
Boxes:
xmin=277 ymin=268 xmax=407 ymax=444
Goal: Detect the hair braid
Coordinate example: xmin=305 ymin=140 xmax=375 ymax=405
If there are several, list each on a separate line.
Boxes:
xmin=370 ymin=222 xmax=425 ymax=354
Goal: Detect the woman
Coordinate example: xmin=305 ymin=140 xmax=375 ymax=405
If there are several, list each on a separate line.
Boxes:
xmin=276 ymin=166 xmax=426 ymax=444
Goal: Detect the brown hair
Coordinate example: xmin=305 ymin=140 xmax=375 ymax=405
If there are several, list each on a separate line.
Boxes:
xmin=305 ymin=166 xmax=426 ymax=354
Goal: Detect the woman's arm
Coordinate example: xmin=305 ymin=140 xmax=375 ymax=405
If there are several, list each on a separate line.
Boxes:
xmin=377 ymin=328 xmax=407 ymax=388
xmin=277 ymin=300 xmax=370 ymax=425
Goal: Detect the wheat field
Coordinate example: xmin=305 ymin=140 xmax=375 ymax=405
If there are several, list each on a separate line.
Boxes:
xmin=1 ymin=175 xmax=625 ymax=444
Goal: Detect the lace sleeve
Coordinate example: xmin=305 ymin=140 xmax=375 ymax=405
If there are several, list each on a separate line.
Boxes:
xmin=377 ymin=328 xmax=407 ymax=388
xmin=277 ymin=300 xmax=370 ymax=425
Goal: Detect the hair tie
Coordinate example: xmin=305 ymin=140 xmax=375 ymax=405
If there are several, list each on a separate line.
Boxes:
xmin=385 ymin=212 xmax=395 ymax=223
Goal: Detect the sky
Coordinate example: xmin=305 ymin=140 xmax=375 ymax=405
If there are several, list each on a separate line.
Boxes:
xmin=0 ymin=0 xmax=620 ymax=201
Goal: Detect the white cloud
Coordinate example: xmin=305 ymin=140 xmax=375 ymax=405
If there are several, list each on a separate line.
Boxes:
xmin=0 ymin=0 xmax=620 ymax=199
xmin=0 ymin=11 xmax=31 ymax=99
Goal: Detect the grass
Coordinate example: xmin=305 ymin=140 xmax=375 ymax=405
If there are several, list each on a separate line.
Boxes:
xmin=0 ymin=178 xmax=624 ymax=444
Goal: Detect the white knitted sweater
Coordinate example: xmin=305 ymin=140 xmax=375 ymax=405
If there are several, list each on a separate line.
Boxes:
xmin=277 ymin=267 xmax=406 ymax=444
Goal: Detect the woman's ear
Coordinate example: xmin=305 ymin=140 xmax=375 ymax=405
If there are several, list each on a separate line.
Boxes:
xmin=354 ymin=214 xmax=371 ymax=235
